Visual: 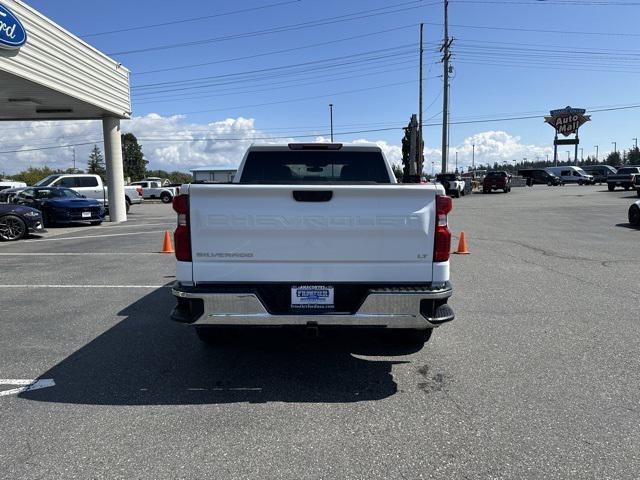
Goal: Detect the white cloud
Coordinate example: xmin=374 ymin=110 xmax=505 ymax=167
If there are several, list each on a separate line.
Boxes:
xmin=0 ymin=115 xmax=553 ymax=178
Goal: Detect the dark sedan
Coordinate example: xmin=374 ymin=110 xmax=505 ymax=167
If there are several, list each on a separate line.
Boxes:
xmin=14 ymin=187 xmax=105 ymax=226
xmin=0 ymin=204 xmax=47 ymax=241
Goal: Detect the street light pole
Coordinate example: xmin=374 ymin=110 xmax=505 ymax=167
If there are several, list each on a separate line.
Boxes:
xmin=472 ymin=144 xmax=475 ymax=172
xmin=612 ymin=141 xmax=617 ymax=154
xmin=595 ymin=145 xmax=599 ymax=161
xmin=455 ymin=151 xmax=458 ymax=172
xmin=329 ymin=103 xmax=334 ymax=142
xmin=634 ymin=138 xmax=638 ymax=150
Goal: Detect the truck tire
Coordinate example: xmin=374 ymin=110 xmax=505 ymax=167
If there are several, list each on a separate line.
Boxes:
xmin=160 ymin=192 xmax=173 ymax=204
xmin=389 ymin=328 xmax=432 ymax=348
xmin=624 ymin=185 xmax=631 ymax=191
xmin=126 ymin=199 xmax=131 ymax=213
xmin=629 ymin=204 xmax=640 ymax=226
xmin=607 ymin=184 xmax=615 ymax=192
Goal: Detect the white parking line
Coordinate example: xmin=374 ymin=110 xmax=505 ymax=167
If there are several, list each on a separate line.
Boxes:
xmin=0 ymin=285 xmax=168 ymax=289
xmin=0 ymin=379 xmax=55 ymax=397
xmin=22 ymin=230 xmax=164 ymax=242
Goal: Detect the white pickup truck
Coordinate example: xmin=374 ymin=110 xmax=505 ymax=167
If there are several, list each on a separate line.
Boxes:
xmin=130 ymin=180 xmax=180 ymax=203
xmin=33 ymin=174 xmax=143 ymax=212
xmin=170 ymin=143 xmax=455 ymax=347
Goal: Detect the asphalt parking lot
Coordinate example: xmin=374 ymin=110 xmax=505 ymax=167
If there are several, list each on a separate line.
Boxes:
xmin=1 ymin=186 xmax=638 ymax=479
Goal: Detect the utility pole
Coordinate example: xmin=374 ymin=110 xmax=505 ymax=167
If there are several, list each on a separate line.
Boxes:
xmin=72 ymin=146 xmax=76 ymax=171
xmin=440 ymin=0 xmax=451 ymax=174
xmin=566 ymin=151 xmax=570 ymax=162
xmin=595 ymin=145 xmax=599 ymax=161
xmin=418 ymin=23 xmax=424 ymax=175
xmin=580 ymin=148 xmax=584 ymax=161
xmin=612 ymin=141 xmax=617 ymax=154
xmin=329 ymin=104 xmax=334 ymax=142
xmin=634 ymin=138 xmax=638 ymax=150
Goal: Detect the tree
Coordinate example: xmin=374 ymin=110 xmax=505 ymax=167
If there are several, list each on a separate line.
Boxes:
xmin=87 ymin=145 xmax=106 ymax=179
xmin=628 ymin=147 xmax=640 ymax=165
xmin=121 ymin=133 xmax=148 ymax=181
xmin=606 ymin=151 xmax=621 ymax=166
xmin=10 ymin=166 xmax=62 ymax=185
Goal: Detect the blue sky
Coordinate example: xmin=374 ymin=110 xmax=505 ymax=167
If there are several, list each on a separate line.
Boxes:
xmin=6 ymin=0 xmax=640 ymax=174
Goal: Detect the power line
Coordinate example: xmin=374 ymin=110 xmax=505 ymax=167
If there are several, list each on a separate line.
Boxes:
xmin=3 ymin=103 xmax=640 ymax=155
xmin=108 ymin=1 xmax=437 ymax=56
xmin=132 ymin=44 xmax=420 ymax=90
xmin=422 ymin=20 xmax=640 ymax=37
xmin=134 ymin=24 xmax=421 ymax=76
xmin=82 ymin=0 xmax=301 ymax=38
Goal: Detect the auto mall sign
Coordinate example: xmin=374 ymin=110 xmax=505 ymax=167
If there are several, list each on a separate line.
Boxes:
xmin=544 ymin=106 xmax=591 ymax=137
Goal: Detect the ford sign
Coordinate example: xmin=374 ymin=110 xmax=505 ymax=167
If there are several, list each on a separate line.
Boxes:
xmin=0 ymin=3 xmax=27 ymax=50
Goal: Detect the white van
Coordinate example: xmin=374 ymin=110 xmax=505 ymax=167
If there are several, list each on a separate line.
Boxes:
xmin=546 ymin=166 xmax=594 ymax=185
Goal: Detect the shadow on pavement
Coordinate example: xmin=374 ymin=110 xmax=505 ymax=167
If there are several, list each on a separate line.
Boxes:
xmin=21 ymin=287 xmax=409 ymax=405
xmin=615 ymin=223 xmax=640 ymax=230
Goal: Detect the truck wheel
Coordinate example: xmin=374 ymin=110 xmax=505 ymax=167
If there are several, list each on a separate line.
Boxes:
xmin=126 ymin=199 xmax=131 ymax=213
xmin=629 ymin=204 xmax=640 ymax=226
xmin=160 ymin=192 xmax=172 ymax=204
xmin=389 ymin=329 xmax=432 ymax=348
xmin=624 ymin=185 xmax=631 ymax=191
xmin=0 ymin=215 xmax=27 ymax=241
xmin=607 ymin=184 xmax=615 ymax=192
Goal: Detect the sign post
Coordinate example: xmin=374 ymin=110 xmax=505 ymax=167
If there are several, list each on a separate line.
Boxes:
xmin=544 ymin=107 xmax=591 ymax=165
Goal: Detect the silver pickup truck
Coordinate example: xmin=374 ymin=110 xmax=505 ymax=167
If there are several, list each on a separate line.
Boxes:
xmin=170 ymin=143 xmax=455 ymax=348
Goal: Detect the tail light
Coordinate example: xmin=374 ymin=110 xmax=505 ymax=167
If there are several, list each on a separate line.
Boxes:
xmin=136 ymin=187 xmax=143 ymax=196
xmin=172 ymin=194 xmax=191 ymax=262
xmin=433 ymin=195 xmax=453 ymax=262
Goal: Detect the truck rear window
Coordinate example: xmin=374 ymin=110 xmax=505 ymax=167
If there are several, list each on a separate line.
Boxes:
xmin=239 ymin=151 xmax=392 ymax=184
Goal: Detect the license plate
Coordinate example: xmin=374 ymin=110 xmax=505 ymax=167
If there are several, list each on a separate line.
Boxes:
xmin=291 ymin=286 xmax=334 ymax=309
xmin=82 ymin=211 xmax=92 ymax=218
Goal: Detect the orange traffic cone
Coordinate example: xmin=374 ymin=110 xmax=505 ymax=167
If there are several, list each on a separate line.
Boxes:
xmin=161 ymin=230 xmax=174 ymax=254
xmin=454 ymin=231 xmax=470 ymax=255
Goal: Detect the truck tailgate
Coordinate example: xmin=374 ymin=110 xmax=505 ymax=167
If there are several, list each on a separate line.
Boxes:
xmin=188 ymin=184 xmax=440 ymax=283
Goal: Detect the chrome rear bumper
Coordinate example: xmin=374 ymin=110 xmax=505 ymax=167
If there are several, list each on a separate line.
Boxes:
xmin=171 ymin=283 xmax=454 ymax=329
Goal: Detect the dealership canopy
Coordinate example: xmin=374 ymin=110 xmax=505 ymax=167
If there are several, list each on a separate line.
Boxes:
xmin=0 ymin=0 xmax=131 ymax=222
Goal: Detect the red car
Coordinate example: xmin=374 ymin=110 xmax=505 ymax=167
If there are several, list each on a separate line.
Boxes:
xmin=483 ymin=171 xmax=512 ymax=194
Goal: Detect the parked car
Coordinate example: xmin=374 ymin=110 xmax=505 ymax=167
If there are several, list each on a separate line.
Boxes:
xmin=483 ymin=171 xmax=512 ymax=193
xmin=581 ymin=165 xmax=617 ymax=185
xmin=635 ymin=174 xmax=640 ymax=197
xmin=170 ymin=143 xmax=455 ymax=349
xmin=14 ymin=187 xmax=105 ymax=226
xmin=0 ymin=187 xmax=28 ymax=203
xmin=130 ymin=180 xmax=180 ymax=203
xmin=546 ymin=166 xmax=594 ymax=185
xmin=435 ymin=173 xmax=465 ymax=198
xmin=518 ymin=169 xmax=563 ymax=186
xmin=33 ymin=174 xmax=143 ymax=212
xmin=0 ymin=203 xmax=46 ymax=241
xmin=629 ymin=201 xmax=640 ymax=226
xmin=0 ymin=180 xmax=27 ymax=192
xmin=606 ymin=166 xmax=640 ymax=191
